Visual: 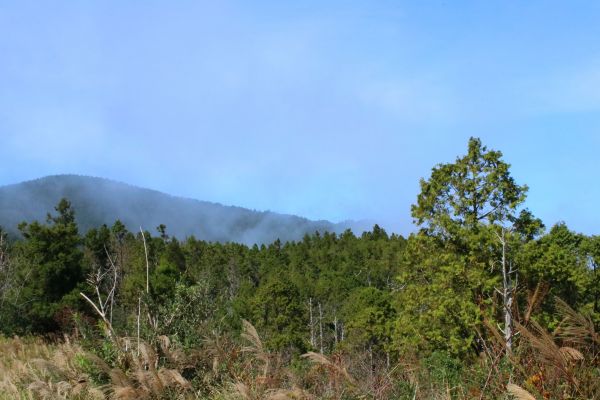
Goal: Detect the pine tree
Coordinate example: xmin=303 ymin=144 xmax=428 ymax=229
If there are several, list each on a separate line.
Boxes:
xmin=16 ymin=198 xmax=84 ymax=332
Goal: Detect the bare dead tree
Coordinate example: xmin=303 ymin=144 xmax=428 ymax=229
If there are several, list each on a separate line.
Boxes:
xmin=495 ymin=227 xmax=517 ymax=353
xmin=0 ymin=230 xmax=7 ymax=268
xmin=0 ymin=230 xmax=10 ymax=307
xmin=227 ymin=258 xmax=240 ymax=301
xmin=80 ymin=290 xmax=118 ymax=341
xmin=104 ymin=246 xmax=120 ymax=325
xmin=138 ymin=227 xmax=160 ymax=336
xmin=140 ymin=227 xmax=150 ymax=294
xmin=308 ymin=297 xmax=316 ymax=348
xmin=80 ymin=247 xmax=121 ymax=341
xmin=79 ymin=232 xmax=126 ymax=344
xmin=137 ymin=296 xmax=141 ymax=356
xmin=333 ymin=313 xmax=339 ymax=345
xmin=318 ymin=302 xmax=324 ymax=353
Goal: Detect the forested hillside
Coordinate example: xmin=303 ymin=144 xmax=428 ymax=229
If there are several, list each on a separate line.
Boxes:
xmin=0 ymin=138 xmax=598 ymax=399
xmin=0 ymin=175 xmax=366 ymax=244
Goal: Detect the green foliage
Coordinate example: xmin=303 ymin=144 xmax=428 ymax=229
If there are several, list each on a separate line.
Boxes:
xmin=583 ymin=235 xmax=600 ymax=322
xmin=249 ymin=276 xmax=307 ymax=352
xmin=423 ymin=351 xmax=464 ymax=388
xmin=399 ymin=138 xmax=548 ymax=358
xmin=412 ymin=137 xmax=528 ymax=237
xmin=520 ymin=223 xmax=594 ymax=328
xmin=12 ymin=198 xmax=84 ymax=332
xmin=342 ymin=287 xmax=395 ymax=355
xmin=395 ymin=235 xmax=484 ymax=356
xmin=151 ymin=257 xmax=180 ymax=302
xmin=0 ymin=138 xmax=598 ymax=400
xmin=74 ymin=353 xmax=110 ymax=385
xmin=158 ymin=283 xmax=220 ymax=348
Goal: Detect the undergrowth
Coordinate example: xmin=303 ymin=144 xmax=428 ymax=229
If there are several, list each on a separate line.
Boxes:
xmin=1 ymin=298 xmax=598 ymax=399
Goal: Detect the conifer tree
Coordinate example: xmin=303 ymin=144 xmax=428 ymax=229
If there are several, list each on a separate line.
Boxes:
xmin=16 ymin=198 xmax=84 ymax=332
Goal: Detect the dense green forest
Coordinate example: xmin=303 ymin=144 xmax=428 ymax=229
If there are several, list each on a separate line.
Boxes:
xmin=0 ymin=138 xmax=598 ymax=399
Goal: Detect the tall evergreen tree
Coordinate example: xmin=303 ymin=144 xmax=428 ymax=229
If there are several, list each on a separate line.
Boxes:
xmin=16 ymin=198 xmax=84 ymax=332
xmin=397 ymin=138 xmax=540 ymax=355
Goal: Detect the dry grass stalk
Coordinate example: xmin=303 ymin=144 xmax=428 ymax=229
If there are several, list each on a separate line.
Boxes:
xmin=301 ymin=352 xmax=354 ymax=386
xmin=233 ymin=381 xmax=253 ymax=399
xmin=232 ymin=320 xmax=280 ymax=399
xmin=240 ymin=319 xmax=270 ymax=378
xmin=229 ymin=382 xmax=312 ymax=400
xmin=265 ymin=387 xmax=313 ymax=399
xmin=113 ymin=385 xmax=139 ymax=400
xmin=513 ymin=298 xmax=600 ymax=398
xmin=554 ymin=297 xmax=599 ymax=346
xmin=515 ymin=320 xmax=571 ymax=374
xmin=301 ymin=351 xmax=357 ymax=399
xmin=506 ymin=383 xmax=537 ymax=400
xmin=558 ymin=346 xmax=584 ymax=362
xmin=0 ymin=337 xmax=105 ymax=399
xmin=524 ymin=282 xmax=549 ymax=325
xmin=0 ymin=335 xmax=193 ymax=400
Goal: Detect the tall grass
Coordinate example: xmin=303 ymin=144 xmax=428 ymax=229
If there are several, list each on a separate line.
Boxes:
xmin=0 ymin=335 xmax=191 ymax=400
xmin=1 ymin=297 xmax=598 ymax=399
xmin=0 ymin=336 xmax=104 ymax=399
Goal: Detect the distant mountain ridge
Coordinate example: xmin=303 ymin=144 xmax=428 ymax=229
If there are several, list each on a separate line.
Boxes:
xmin=0 ymin=175 xmax=368 ymax=244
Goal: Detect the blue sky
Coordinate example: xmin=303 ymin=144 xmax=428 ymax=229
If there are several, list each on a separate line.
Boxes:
xmin=1 ymin=1 xmax=599 ymax=234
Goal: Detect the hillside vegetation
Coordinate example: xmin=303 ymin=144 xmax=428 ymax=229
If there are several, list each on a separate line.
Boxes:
xmin=0 ymin=138 xmax=598 ymax=399
xmin=0 ymin=175 xmax=364 ymax=244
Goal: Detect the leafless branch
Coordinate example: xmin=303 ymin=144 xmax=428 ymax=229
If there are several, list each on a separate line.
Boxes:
xmin=140 ymin=227 xmax=149 ymax=294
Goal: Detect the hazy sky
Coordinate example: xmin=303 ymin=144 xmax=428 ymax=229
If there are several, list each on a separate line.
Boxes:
xmin=1 ymin=1 xmax=600 ymax=234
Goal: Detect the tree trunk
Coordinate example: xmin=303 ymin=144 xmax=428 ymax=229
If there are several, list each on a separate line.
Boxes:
xmin=333 ymin=314 xmax=338 ymax=345
xmin=309 ymin=298 xmax=315 ymax=348
xmin=499 ymin=228 xmax=514 ymax=353
xmin=318 ymin=302 xmax=324 ymax=353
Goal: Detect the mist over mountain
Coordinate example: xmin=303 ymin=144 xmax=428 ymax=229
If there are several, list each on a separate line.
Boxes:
xmin=0 ymin=175 xmax=371 ymax=244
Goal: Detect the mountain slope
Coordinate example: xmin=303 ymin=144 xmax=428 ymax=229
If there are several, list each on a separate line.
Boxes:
xmin=0 ymin=175 xmax=366 ymax=244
